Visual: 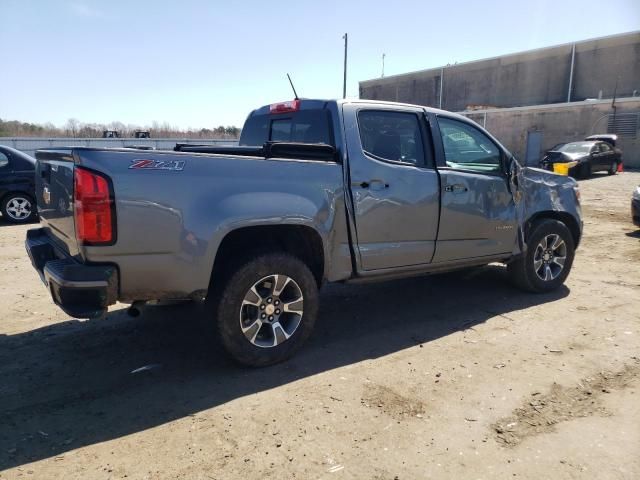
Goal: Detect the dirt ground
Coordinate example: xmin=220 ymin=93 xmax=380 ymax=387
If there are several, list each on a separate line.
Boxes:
xmin=1 ymin=171 xmax=639 ymax=480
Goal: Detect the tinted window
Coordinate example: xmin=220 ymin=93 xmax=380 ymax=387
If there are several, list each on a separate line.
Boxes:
xmin=558 ymin=142 xmax=592 ymax=154
xmin=239 ymin=110 xmax=332 ymax=146
xmin=0 ymin=152 xmax=9 ymax=169
xmin=599 ymin=143 xmax=611 ymax=152
xmin=437 ymin=117 xmax=501 ymax=172
xmin=358 ymin=110 xmax=425 ymax=165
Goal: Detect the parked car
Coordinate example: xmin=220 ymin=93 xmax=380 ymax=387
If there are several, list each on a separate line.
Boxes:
xmin=632 ymin=185 xmax=640 ymax=227
xmin=26 ymin=99 xmax=582 ymax=366
xmin=0 ymin=145 xmax=37 ymax=223
xmin=539 ymin=140 xmax=621 ymax=178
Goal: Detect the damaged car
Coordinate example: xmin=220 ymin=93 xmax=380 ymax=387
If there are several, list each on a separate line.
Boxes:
xmin=539 ymin=140 xmax=621 ymax=178
xmin=26 ymin=99 xmax=582 ymax=366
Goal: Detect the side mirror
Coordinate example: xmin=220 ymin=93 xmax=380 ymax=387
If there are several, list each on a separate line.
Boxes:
xmin=509 ymin=156 xmax=520 ymax=187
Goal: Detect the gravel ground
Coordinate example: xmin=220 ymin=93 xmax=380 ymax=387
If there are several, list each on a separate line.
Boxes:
xmin=1 ymin=171 xmax=639 ymax=480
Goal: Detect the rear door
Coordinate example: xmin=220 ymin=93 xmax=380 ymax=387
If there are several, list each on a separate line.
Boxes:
xmin=597 ymin=142 xmax=615 ymax=170
xmin=430 ymin=114 xmax=517 ymax=263
xmin=344 ymin=103 xmax=440 ymax=271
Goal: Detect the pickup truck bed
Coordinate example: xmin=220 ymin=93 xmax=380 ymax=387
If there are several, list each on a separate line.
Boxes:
xmin=26 ymin=98 xmax=582 ymax=366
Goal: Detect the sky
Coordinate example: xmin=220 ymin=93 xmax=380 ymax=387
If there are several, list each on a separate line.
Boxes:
xmin=1 ymin=0 xmax=639 ymax=129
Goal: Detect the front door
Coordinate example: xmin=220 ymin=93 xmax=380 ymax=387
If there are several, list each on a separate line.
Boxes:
xmin=596 ymin=142 xmax=615 ymax=171
xmin=344 ymin=104 xmax=440 ymax=271
xmin=430 ymin=115 xmax=518 ymax=263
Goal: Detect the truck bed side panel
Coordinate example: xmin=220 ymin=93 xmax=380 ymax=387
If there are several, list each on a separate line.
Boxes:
xmin=75 ymin=149 xmax=350 ymax=301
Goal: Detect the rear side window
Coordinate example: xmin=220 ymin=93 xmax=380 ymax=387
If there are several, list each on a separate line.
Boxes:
xmin=239 ymin=110 xmax=333 ymax=146
xmin=358 ymin=110 xmax=425 ymax=166
xmin=599 ymin=143 xmax=611 ymax=152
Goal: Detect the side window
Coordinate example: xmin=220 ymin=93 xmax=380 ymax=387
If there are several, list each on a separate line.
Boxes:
xmin=599 ymin=143 xmax=611 ymax=152
xmin=0 ymin=152 xmax=9 ymax=169
xmin=358 ymin=110 xmax=425 ymax=166
xmin=437 ymin=117 xmax=501 ymax=172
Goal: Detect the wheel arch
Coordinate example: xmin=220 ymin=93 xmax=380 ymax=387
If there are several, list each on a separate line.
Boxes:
xmin=209 ymin=224 xmax=326 ymax=296
xmin=524 ymin=211 xmax=581 ymax=248
xmin=0 ymin=189 xmax=35 ymax=205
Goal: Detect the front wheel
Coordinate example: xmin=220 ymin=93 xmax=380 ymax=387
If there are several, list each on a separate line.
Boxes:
xmin=1 ymin=193 xmax=36 ymax=224
xmin=507 ymin=219 xmax=575 ymax=293
xmin=214 ymin=253 xmax=319 ymax=367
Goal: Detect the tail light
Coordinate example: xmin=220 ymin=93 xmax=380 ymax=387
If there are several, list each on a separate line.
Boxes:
xmin=74 ymin=167 xmax=115 ymax=245
xmin=269 ymin=99 xmax=300 ymax=114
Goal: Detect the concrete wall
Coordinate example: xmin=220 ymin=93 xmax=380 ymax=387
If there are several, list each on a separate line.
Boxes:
xmin=461 ymin=98 xmax=640 ymax=167
xmin=0 ymin=137 xmax=238 ymax=158
xmin=360 ymin=31 xmax=640 ymax=111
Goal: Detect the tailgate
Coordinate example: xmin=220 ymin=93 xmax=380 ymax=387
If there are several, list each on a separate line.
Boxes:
xmin=35 ymin=149 xmax=79 ymax=256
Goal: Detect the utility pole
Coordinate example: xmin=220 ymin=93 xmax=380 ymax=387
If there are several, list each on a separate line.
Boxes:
xmin=611 ymin=76 xmax=619 ymax=133
xmin=342 ymin=33 xmax=348 ymax=98
xmin=381 ymin=53 xmax=385 ymax=78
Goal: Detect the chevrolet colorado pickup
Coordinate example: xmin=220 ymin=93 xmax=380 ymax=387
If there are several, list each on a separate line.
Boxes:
xmin=26 ymin=99 xmax=582 ymax=366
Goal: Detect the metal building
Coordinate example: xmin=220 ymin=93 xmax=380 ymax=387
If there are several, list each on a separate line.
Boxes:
xmin=359 ymin=31 xmax=640 ymax=166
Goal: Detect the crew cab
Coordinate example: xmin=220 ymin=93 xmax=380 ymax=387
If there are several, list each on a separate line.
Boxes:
xmin=26 ymin=99 xmax=582 ymax=366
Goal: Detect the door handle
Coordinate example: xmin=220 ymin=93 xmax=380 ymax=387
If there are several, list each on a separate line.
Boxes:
xmin=352 ymin=179 xmax=389 ymax=189
xmin=444 ymin=184 xmax=468 ymax=193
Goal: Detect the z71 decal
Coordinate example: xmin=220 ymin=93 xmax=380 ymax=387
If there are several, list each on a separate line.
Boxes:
xmin=129 ymin=159 xmax=185 ymax=171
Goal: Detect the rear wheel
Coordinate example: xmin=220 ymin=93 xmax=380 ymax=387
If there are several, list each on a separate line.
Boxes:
xmin=214 ymin=253 xmax=319 ymax=367
xmin=507 ymin=219 xmax=575 ymax=293
xmin=1 ymin=193 xmax=36 ymax=224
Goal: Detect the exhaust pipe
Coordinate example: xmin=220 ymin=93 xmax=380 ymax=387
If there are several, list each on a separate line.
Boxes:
xmin=127 ymin=301 xmax=146 ymax=317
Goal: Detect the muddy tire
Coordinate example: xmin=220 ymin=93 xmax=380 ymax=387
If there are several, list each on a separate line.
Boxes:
xmin=507 ymin=219 xmax=575 ymax=293
xmin=214 ymin=253 xmax=319 ymax=367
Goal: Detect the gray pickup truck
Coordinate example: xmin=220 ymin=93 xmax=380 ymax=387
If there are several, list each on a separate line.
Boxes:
xmin=26 ymin=99 xmax=582 ymax=366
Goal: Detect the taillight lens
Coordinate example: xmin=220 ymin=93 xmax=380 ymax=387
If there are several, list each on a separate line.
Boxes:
xmin=74 ymin=167 xmax=115 ymax=245
xmin=269 ymin=99 xmax=300 ymax=114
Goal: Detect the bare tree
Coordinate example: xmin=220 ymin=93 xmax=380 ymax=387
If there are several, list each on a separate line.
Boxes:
xmin=65 ymin=118 xmax=80 ymax=137
xmin=0 ymin=118 xmax=240 ymax=139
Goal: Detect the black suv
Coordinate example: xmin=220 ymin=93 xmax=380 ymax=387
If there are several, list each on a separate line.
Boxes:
xmin=0 ymin=145 xmax=36 ymax=224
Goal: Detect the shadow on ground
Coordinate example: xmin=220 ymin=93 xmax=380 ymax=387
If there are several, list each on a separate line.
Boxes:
xmin=0 ymin=266 xmax=569 ymax=470
xmin=0 ymin=217 xmax=37 ymax=228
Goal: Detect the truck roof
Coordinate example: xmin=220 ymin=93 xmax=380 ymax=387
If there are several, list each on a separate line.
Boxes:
xmin=247 ymin=98 xmax=469 ymax=122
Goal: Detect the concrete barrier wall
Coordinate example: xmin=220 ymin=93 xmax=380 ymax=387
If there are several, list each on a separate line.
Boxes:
xmin=461 ymin=98 xmax=640 ymax=167
xmin=0 ymin=137 xmax=239 ymax=158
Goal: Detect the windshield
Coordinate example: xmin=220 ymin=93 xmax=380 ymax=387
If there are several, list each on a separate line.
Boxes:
xmin=557 ymin=142 xmax=593 ymax=153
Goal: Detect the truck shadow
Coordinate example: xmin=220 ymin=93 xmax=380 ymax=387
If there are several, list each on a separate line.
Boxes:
xmin=0 ymin=265 xmax=569 ymax=470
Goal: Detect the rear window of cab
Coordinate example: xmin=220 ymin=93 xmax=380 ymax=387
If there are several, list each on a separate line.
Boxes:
xmin=239 ymin=110 xmax=333 ymax=147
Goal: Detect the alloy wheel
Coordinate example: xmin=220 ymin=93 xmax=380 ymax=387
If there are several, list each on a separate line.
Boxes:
xmin=239 ymin=274 xmax=304 ymax=348
xmin=5 ymin=197 xmax=32 ymax=221
xmin=533 ymin=234 xmax=567 ymax=281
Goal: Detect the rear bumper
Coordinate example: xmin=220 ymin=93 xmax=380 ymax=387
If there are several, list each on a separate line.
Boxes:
xmin=25 ymin=228 xmax=118 ymax=318
xmin=539 ymin=161 xmax=579 ymax=176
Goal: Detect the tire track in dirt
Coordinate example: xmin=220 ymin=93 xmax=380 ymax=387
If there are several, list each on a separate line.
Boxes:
xmin=493 ymin=360 xmax=640 ymax=447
